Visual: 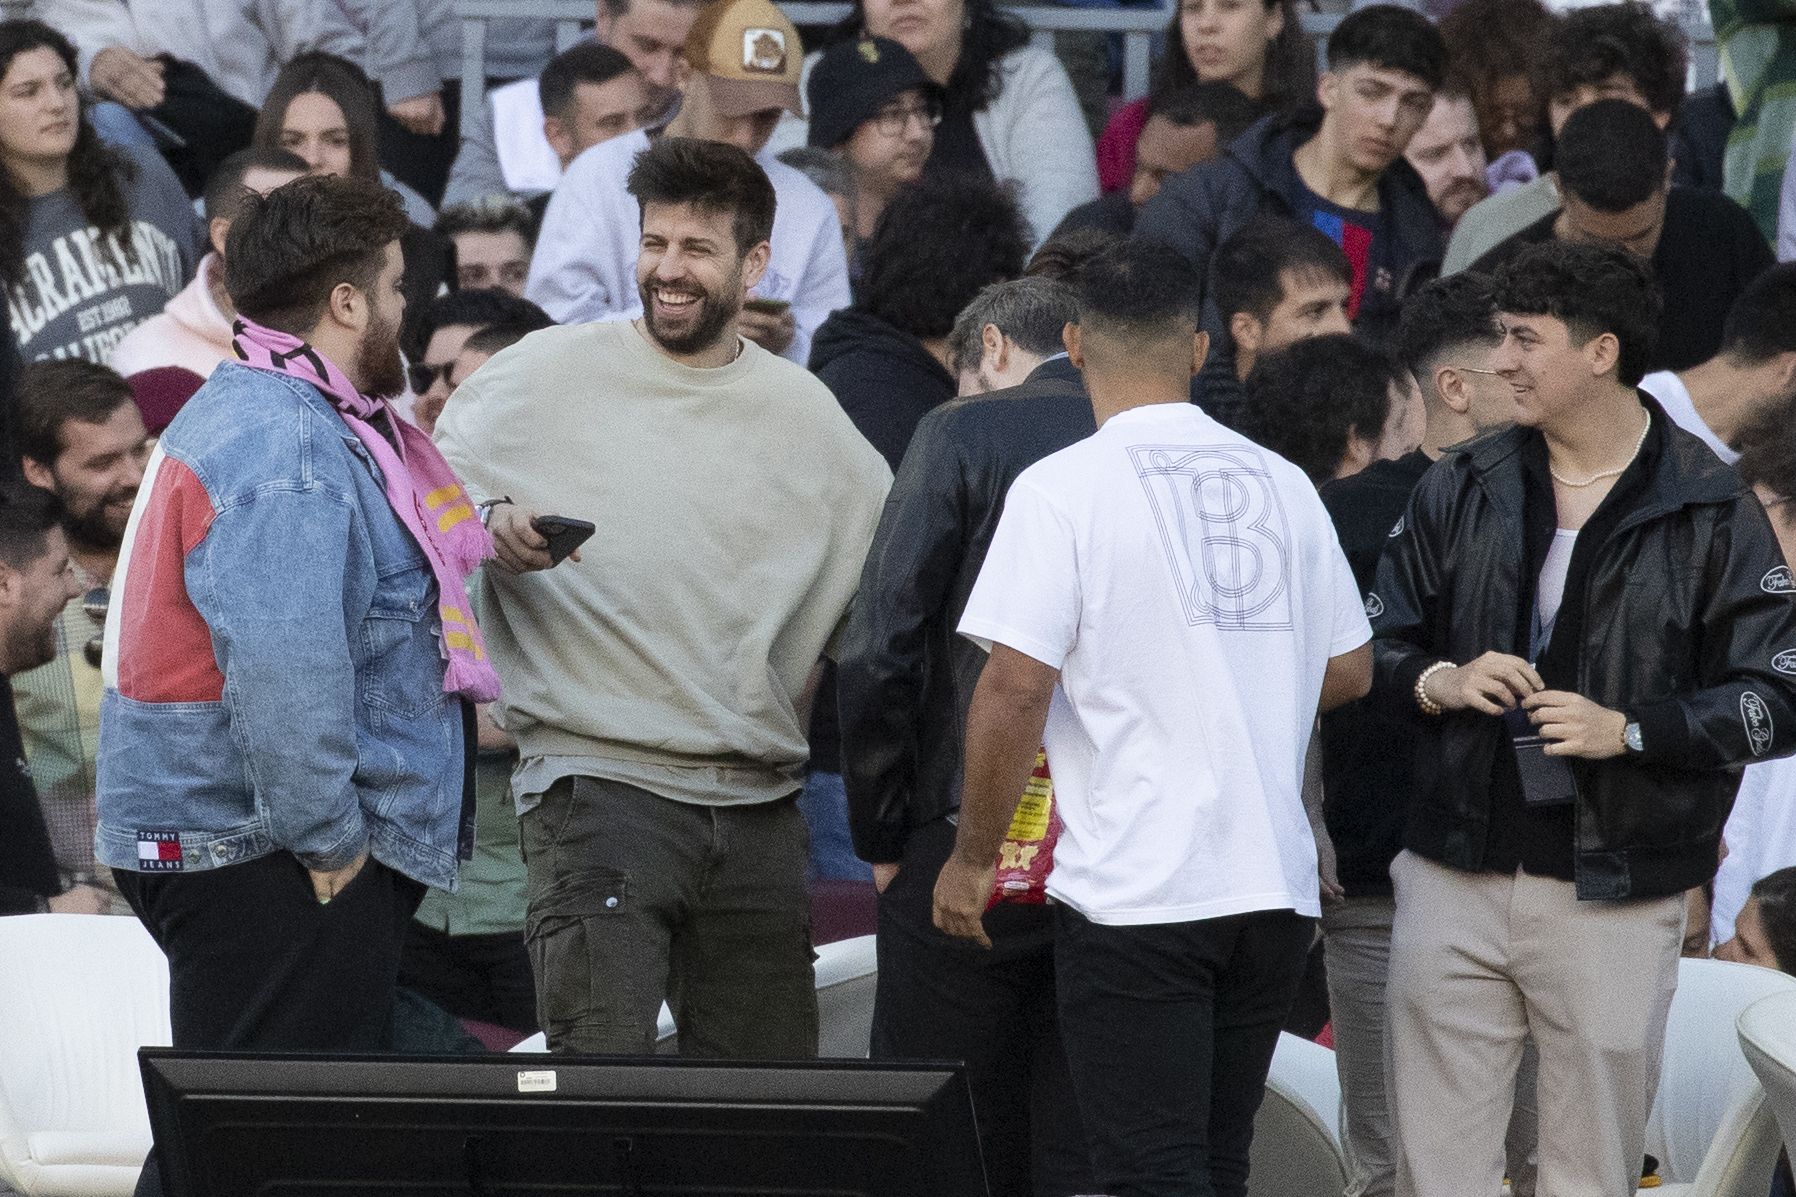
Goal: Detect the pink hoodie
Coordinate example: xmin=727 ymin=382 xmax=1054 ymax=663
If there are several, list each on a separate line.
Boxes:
xmin=108 ymin=254 xmax=232 ymax=381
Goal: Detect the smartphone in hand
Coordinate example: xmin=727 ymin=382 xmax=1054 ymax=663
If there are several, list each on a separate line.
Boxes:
xmin=531 ymin=515 xmax=595 ymax=566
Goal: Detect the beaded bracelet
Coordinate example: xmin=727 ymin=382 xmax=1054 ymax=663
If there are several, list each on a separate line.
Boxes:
xmin=1415 ymin=661 xmax=1455 ymax=717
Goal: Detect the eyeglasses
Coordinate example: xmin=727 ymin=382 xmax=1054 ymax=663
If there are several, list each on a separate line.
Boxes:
xmin=457 ymin=262 xmax=529 ymax=291
xmin=82 ymin=584 xmax=107 ymax=671
xmin=873 ymin=100 xmax=942 ymax=137
xmin=408 ymin=361 xmax=453 ymax=394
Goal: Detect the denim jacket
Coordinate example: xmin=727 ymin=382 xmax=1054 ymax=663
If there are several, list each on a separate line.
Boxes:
xmin=95 ymin=362 xmax=467 ymax=891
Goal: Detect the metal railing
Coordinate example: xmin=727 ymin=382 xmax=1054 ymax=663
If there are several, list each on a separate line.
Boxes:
xmin=0 ymin=0 xmax=1721 ymax=140
xmin=455 ymin=0 xmax=1718 ymax=141
xmin=457 ymin=0 xmax=1182 ymax=135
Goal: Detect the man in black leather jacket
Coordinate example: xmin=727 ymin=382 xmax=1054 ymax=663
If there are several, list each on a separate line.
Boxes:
xmin=836 ymin=276 xmax=1095 ymax=1196
xmin=1370 ymin=241 xmax=1796 ymax=1196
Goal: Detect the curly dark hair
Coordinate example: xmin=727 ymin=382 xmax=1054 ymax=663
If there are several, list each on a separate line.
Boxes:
xmin=859 ymin=174 xmax=1029 ymax=339
xmin=1155 ymin=0 xmax=1315 ymax=110
xmin=1239 ymin=333 xmax=1397 ymax=485
xmin=1490 ymin=240 xmax=1661 ymax=388
xmin=1439 ymin=0 xmax=1552 ymax=149
xmin=827 ymin=0 xmax=1030 ymax=113
xmin=0 ymin=21 xmax=136 ymax=288
xmin=1538 ymin=2 xmax=1686 ymax=117
xmin=224 ymin=174 xmax=411 ymax=335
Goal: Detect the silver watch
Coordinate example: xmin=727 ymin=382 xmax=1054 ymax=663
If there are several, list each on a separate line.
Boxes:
xmin=1623 ymin=721 xmax=1644 ymax=754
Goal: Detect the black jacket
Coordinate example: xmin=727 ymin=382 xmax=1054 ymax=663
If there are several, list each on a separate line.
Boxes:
xmin=808 ymin=308 xmax=959 ymax=775
xmin=1469 ymin=186 xmax=1773 ymax=373
xmin=1136 ymin=108 xmax=1443 ymax=390
xmin=1370 ymin=401 xmax=1796 ymax=900
xmin=809 ymin=308 xmax=957 ymax=472
xmin=0 ymin=678 xmax=61 ymax=914
xmin=836 ymin=358 xmax=1093 ymax=862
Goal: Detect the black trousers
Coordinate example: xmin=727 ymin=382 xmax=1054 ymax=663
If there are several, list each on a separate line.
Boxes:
xmin=1055 ymin=904 xmax=1315 ymax=1197
xmin=140 ymin=57 xmax=259 ymax=197
xmin=376 ymin=79 xmax=462 ymax=208
xmin=399 ymin=921 xmax=538 ymax=1034
xmin=873 ymin=816 xmax=1094 ymax=1197
xmin=117 ymin=851 xmax=425 ymax=1197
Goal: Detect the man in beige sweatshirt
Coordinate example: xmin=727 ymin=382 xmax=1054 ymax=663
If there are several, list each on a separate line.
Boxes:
xmin=435 ymin=135 xmax=890 ymax=1057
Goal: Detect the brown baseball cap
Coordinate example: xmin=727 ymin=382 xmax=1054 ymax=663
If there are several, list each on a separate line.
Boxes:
xmin=685 ymin=0 xmax=805 ymax=118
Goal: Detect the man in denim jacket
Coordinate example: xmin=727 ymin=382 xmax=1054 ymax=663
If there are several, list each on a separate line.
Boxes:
xmin=95 ymin=176 xmax=502 ymax=1197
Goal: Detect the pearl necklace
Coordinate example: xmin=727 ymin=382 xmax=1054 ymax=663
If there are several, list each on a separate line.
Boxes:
xmin=1550 ymin=410 xmax=1651 ymax=488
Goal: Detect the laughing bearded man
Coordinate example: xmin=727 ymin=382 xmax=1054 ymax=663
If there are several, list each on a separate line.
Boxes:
xmin=437 ymin=137 xmax=890 ymax=1059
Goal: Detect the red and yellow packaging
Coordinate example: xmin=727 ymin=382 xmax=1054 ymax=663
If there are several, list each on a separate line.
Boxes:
xmin=987 ymin=749 xmax=1062 ymax=908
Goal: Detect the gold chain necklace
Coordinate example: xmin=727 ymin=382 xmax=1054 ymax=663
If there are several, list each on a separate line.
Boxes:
xmin=1549 ymin=410 xmax=1651 ymax=488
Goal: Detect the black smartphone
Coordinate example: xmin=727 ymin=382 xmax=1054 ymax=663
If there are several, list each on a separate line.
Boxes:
xmin=532 ymin=515 xmax=595 ymax=565
xmin=1504 ymin=708 xmax=1579 ymax=808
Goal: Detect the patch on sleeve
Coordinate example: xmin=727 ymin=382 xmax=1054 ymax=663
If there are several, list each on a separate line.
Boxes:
xmin=1742 ymin=692 xmax=1775 ymax=757
xmin=136 ymin=830 xmax=185 ymax=871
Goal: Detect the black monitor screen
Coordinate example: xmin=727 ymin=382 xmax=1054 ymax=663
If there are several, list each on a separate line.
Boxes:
xmin=139 ymin=1051 xmax=989 ymax=1196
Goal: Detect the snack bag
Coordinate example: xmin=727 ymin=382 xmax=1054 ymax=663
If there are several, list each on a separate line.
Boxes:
xmin=987 ymin=749 xmax=1062 ymax=908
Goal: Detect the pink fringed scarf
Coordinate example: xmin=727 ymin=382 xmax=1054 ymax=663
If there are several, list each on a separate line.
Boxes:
xmin=231 ymin=318 xmax=502 ymax=703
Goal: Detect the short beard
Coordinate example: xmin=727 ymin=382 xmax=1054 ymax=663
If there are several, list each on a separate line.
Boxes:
xmin=3 ymin=618 xmax=57 ymax=675
xmin=63 ymin=501 xmax=128 ymax=553
xmin=356 ymin=308 xmax=407 ymax=401
xmin=638 ymin=274 xmax=740 ymax=357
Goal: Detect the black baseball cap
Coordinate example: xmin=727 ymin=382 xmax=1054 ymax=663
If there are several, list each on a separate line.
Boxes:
xmin=806 ymin=36 xmax=941 ymax=149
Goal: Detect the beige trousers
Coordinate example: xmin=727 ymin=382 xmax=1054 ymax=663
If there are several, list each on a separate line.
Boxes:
xmin=1386 ymin=850 xmax=1684 ymax=1197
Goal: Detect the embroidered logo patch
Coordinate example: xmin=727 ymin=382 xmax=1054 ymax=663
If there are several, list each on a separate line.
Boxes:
xmin=1774 ymin=650 xmax=1796 ymax=676
xmin=1763 ymin=566 xmax=1795 ymax=594
xmin=743 ymin=28 xmax=787 ymax=73
xmin=1742 ymin=692 xmax=1775 ymax=757
xmin=1364 ymin=592 xmax=1385 ymax=619
xmin=857 ymin=37 xmax=880 ymax=63
xmin=1388 ymin=515 xmax=1404 ymax=538
xmin=136 ymin=830 xmax=184 ymax=872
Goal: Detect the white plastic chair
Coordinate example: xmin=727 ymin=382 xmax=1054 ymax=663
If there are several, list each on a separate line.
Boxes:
xmin=1737 ymin=990 xmax=1796 ymax=1179
xmin=0 ymin=914 xmax=169 ymax=1197
xmin=1643 ymin=957 xmax=1796 ymax=1193
xmin=509 ymin=935 xmax=880 ymax=1059
xmin=1248 ymin=1033 xmax=1348 ymax=1197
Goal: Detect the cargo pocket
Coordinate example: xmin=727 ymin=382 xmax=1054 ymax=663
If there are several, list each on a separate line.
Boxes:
xmin=524 ymin=868 xmax=629 ymax=1043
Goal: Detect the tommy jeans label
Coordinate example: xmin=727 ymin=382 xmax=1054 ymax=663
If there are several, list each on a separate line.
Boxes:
xmin=1742 ymin=692 xmax=1775 ymax=757
xmin=136 ymin=830 xmax=184 ymax=872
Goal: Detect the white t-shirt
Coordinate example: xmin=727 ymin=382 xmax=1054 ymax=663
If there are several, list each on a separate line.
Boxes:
xmin=1639 ymin=371 xmax=1738 ymax=465
xmin=1712 ymin=755 xmax=1796 ymax=946
xmin=524 ymin=129 xmax=852 ymax=366
xmin=1536 ymin=529 xmax=1577 ymax=641
xmin=958 ymin=402 xmax=1371 ymax=926
xmin=489 ymin=76 xmax=563 ymax=195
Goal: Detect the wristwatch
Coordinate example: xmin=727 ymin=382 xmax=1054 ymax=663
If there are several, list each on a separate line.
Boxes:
xmin=1623 ymin=721 xmax=1644 ymax=755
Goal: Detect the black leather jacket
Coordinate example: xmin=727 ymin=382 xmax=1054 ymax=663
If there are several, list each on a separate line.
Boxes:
xmin=836 ymin=359 xmax=1093 ymax=863
xmin=1370 ymin=403 xmax=1796 ymax=900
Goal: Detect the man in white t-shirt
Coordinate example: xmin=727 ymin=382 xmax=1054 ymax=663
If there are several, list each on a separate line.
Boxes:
xmin=1638 ymin=263 xmax=1796 ymax=467
xmin=525 ymin=0 xmax=850 ymax=365
xmin=934 ymin=242 xmax=1374 ymax=1197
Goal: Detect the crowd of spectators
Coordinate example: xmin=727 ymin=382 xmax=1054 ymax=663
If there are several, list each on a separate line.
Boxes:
xmin=3 ymin=0 xmax=1796 ymax=1194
